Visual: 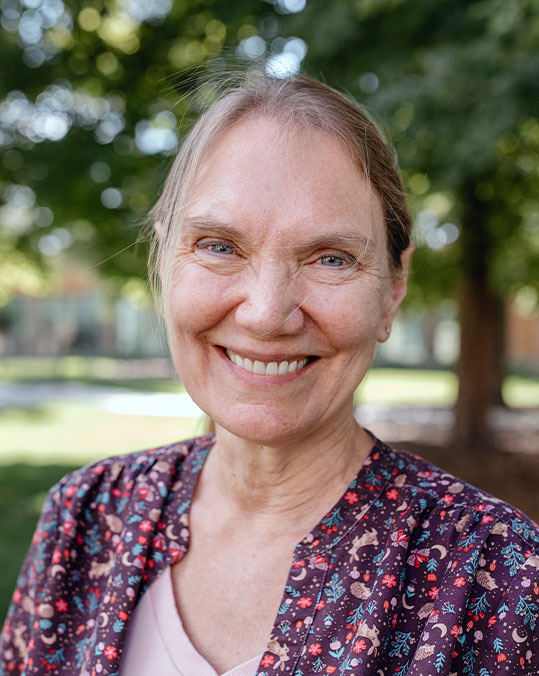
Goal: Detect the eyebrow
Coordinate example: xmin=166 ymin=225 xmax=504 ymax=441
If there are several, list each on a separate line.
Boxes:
xmin=182 ymin=217 xmax=249 ymax=243
xmin=182 ymin=216 xmax=376 ymax=254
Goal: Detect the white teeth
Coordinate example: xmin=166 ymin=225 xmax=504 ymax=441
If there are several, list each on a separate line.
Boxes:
xmin=278 ymin=361 xmax=289 ymax=375
xmin=225 ymin=349 xmax=310 ymax=376
xmin=266 ymin=362 xmax=278 ymax=376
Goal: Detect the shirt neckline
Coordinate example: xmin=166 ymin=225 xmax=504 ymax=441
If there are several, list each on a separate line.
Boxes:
xmin=149 ymin=566 xmax=263 ymax=676
xmin=164 ymin=433 xmax=397 ymax=562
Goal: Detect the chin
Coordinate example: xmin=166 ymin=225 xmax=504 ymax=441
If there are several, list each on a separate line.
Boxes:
xmin=213 ymin=408 xmax=310 ymax=447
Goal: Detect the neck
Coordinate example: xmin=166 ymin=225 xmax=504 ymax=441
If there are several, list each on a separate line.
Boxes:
xmin=199 ymin=414 xmax=373 ymax=530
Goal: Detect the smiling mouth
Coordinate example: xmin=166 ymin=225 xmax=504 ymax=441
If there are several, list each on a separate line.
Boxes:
xmin=224 ymin=348 xmax=317 ymax=375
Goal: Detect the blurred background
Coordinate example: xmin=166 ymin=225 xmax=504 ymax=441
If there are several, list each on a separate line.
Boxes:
xmin=1 ymin=0 xmax=538 ymax=622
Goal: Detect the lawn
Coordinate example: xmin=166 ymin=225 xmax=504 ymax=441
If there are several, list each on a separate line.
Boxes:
xmin=357 ymin=368 xmax=539 ymax=407
xmin=0 ymin=402 xmax=202 ymax=465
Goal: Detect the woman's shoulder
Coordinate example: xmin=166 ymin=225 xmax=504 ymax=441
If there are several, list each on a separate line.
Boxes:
xmin=379 ymin=441 xmax=539 ymax=551
xmin=48 ymin=434 xmax=214 ymax=508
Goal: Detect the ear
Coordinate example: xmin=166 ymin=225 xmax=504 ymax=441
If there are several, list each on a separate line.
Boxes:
xmin=377 ymin=243 xmax=414 ymax=343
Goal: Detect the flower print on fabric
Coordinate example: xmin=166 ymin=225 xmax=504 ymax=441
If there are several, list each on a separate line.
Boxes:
xmin=1 ymin=435 xmax=538 ymax=676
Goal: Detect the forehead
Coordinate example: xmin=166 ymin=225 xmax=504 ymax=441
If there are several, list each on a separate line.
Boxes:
xmin=185 ymin=117 xmax=385 ymax=246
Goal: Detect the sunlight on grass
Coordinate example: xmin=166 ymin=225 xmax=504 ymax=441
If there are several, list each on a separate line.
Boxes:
xmin=503 ymin=375 xmax=539 ymax=407
xmin=0 ymin=402 xmax=203 ymax=466
xmin=356 ymin=369 xmax=458 ymax=405
xmin=356 ymin=369 xmax=539 ymax=406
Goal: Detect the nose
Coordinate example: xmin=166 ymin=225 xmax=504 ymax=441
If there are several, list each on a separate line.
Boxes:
xmin=234 ymin=260 xmax=305 ymax=337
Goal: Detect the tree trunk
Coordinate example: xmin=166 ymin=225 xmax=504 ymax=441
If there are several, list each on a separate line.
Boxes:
xmin=452 ymin=187 xmax=505 ymax=451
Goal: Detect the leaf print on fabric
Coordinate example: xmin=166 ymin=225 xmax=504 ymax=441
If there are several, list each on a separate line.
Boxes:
xmin=511 ymin=517 xmax=539 ymax=543
xmin=191 ymin=447 xmax=210 ymax=473
xmin=468 ymin=592 xmax=491 ymax=616
xmin=462 ymin=646 xmax=477 ymax=674
xmin=324 ymin=573 xmax=346 ymax=603
xmin=75 ymin=637 xmax=89 ymax=669
xmin=322 ymin=507 xmax=344 ymax=531
xmin=463 ymin=549 xmax=480 ymax=576
xmin=312 ymin=655 xmax=324 ymax=671
xmin=278 ymin=620 xmax=290 ymax=634
xmin=176 ymin=499 xmax=190 ymax=515
xmin=112 ymin=619 xmax=125 ymax=633
xmin=435 ymin=650 xmax=446 ymax=672
xmin=515 ymin=595 xmax=538 ymax=630
xmin=493 ymin=637 xmax=504 ymax=653
xmin=388 ymin=631 xmax=412 ymax=658
xmin=43 ymin=646 xmax=65 ymax=666
xmin=501 ymin=542 xmax=526 ymax=575
xmin=85 ymin=524 xmax=104 ymax=556
xmin=347 ymin=603 xmax=363 ymax=626
xmin=285 ymin=584 xmax=301 ymax=598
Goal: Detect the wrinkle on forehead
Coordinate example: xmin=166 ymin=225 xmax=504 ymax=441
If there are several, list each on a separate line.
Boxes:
xmin=181 ymin=117 xmax=388 ymax=264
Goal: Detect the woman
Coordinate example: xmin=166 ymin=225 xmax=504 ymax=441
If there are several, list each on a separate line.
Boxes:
xmin=1 ymin=74 xmax=538 ymax=676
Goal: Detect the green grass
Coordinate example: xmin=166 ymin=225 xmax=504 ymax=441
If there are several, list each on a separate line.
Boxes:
xmin=356 ymin=368 xmax=539 ymax=406
xmin=356 ymin=368 xmax=458 ymax=405
xmin=503 ymin=374 xmax=539 ymax=407
xmin=0 ymin=402 xmax=203 ymax=465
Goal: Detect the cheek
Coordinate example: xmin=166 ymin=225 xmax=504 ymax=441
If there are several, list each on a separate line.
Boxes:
xmin=317 ymin=283 xmax=386 ymax=348
xmin=166 ymin=269 xmax=232 ymax=336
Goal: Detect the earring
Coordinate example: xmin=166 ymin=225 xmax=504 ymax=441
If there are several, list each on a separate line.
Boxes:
xmin=385 ymin=326 xmax=391 ymax=335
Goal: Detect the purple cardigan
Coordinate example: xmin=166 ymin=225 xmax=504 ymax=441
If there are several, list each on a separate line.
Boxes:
xmin=1 ymin=435 xmax=538 ymax=675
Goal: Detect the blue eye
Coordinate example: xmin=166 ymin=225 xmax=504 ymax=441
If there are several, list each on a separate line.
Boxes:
xmin=320 ymin=254 xmax=351 ymax=267
xmin=197 ymin=241 xmax=235 ymax=255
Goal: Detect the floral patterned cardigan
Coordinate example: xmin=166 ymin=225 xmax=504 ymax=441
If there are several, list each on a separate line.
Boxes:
xmin=1 ymin=434 xmax=538 ymax=676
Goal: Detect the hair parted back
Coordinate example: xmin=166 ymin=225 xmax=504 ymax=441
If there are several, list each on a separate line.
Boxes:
xmin=149 ymin=72 xmax=411 ymax=298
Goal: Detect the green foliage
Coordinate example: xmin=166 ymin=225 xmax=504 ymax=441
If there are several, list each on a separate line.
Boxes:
xmin=1 ymin=0 xmax=538 ymax=310
xmin=0 ymin=0 xmax=271 ymax=286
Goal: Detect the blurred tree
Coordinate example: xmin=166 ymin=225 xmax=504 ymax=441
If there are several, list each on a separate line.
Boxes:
xmin=0 ymin=0 xmax=279 ymax=283
xmin=1 ymin=0 xmax=538 ymax=450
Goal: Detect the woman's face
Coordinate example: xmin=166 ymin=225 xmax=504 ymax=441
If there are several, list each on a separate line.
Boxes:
xmin=165 ymin=117 xmax=410 ymax=446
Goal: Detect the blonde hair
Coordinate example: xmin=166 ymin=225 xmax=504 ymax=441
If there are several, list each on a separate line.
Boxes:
xmin=149 ymin=73 xmax=411 ymax=299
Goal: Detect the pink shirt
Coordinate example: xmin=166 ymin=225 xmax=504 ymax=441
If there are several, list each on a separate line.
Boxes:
xmin=120 ymin=566 xmax=261 ymax=676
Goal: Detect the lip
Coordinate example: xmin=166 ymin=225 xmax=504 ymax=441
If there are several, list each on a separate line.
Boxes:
xmin=220 ymin=345 xmax=315 ymax=362
xmin=217 ymin=346 xmax=318 ymax=379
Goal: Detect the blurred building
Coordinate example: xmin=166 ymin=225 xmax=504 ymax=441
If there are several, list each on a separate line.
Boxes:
xmin=0 ymin=264 xmax=166 ymax=359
